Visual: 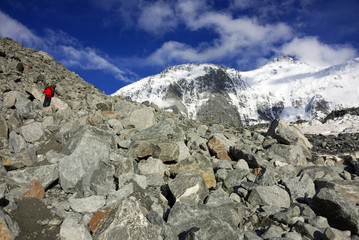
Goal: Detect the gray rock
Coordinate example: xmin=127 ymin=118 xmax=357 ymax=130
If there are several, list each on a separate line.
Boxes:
xmin=205 ymin=188 xmax=233 ymax=206
xmin=248 ymin=185 xmax=290 ymax=208
xmin=322 ymin=227 xmax=351 ymax=240
xmin=215 ymin=169 xmax=228 ymax=182
xmin=131 ymin=121 xmax=175 ymax=141
xmin=15 ymin=99 xmax=31 ymax=118
xmin=6 ymin=163 xmax=58 ymax=189
xmin=0 ymin=115 xmax=8 ymax=138
xmin=283 ymin=173 xmax=315 ymax=202
xmin=267 ymin=119 xmax=312 ymax=150
xmin=168 ymin=170 xmax=209 ymax=204
xmin=314 ymin=179 xmax=359 ymax=205
xmin=60 ymin=214 xmax=92 ymax=240
xmin=69 ymin=196 xmax=106 ymax=213
xmin=243 ymin=231 xmax=263 ymax=240
xmin=55 ymin=120 xmax=80 ymax=144
xmin=94 ymin=197 xmax=161 ymax=240
xmin=9 ymin=130 xmax=27 ymax=153
xmin=0 ymin=182 xmax=7 ymax=199
xmin=269 ymin=144 xmax=308 ymax=166
xmin=0 ymin=210 xmax=20 ymax=239
xmin=233 ymin=159 xmax=250 ymax=170
xmin=307 ymin=216 xmax=330 ymax=229
xmin=229 ymin=145 xmax=268 ymax=168
xmin=168 ymin=202 xmax=240 ymax=239
xmin=45 ymin=150 xmax=66 ymax=164
xmin=20 ymin=122 xmax=44 ymax=143
xmin=283 ymin=232 xmax=303 ymax=240
xmin=113 ymin=156 xmax=137 ymax=176
xmin=223 ymin=168 xmax=249 ymax=192
xmin=299 ymin=166 xmax=342 ymax=181
xmin=106 ymin=183 xmax=134 ymax=206
xmin=3 ymin=91 xmax=21 ymax=108
xmin=213 ymin=160 xmax=233 ymax=171
xmin=107 ymin=118 xmax=123 ymax=133
xmin=292 ymin=221 xmax=323 ymax=240
xmin=146 ymin=211 xmax=177 ymax=240
xmin=61 ymin=125 xmax=116 ymax=155
xmin=145 ymin=173 xmax=165 ymax=187
xmin=138 ymin=157 xmax=166 ymax=177
xmin=59 ymin=140 xmax=110 ymax=195
xmin=96 ymin=101 xmax=113 ymax=111
xmin=261 ymin=225 xmax=286 ymax=239
xmin=255 ymin=167 xmax=277 ymax=186
xmin=121 ymin=107 xmax=156 ymax=130
xmin=310 ymin=188 xmax=359 ymax=235
xmin=2 ymin=151 xmax=33 ymax=170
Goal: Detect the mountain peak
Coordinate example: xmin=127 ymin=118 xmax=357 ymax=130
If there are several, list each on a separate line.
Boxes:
xmin=115 ymin=56 xmax=359 ymax=126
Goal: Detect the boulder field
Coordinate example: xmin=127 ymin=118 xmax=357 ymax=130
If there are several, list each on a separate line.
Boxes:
xmin=1 ymin=37 xmax=359 ymax=240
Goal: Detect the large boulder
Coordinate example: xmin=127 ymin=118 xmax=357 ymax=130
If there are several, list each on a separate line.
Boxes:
xmin=268 ymin=144 xmax=308 ymax=166
xmin=20 ymin=122 xmax=44 ymax=143
xmin=6 ymin=163 xmax=59 ymax=189
xmin=128 ymin=140 xmax=189 ymax=163
xmin=60 ymin=214 xmax=92 ymax=240
xmin=9 ymin=131 xmax=27 ymax=153
xmin=248 ymin=185 xmax=291 ymax=208
xmin=94 ymin=197 xmax=160 ymax=240
xmin=168 ymin=170 xmax=209 ymax=204
xmin=310 ymin=188 xmax=359 ymax=235
xmin=121 ymin=107 xmax=155 ymax=130
xmin=315 ymin=179 xmax=359 ymax=205
xmin=283 ymin=173 xmax=316 ymax=202
xmin=229 ymin=145 xmax=268 ymax=168
xmin=59 ymin=140 xmax=110 ymax=196
xmin=172 ymin=153 xmax=216 ymax=189
xmin=69 ymin=196 xmax=106 ymax=213
xmin=61 ymin=125 xmax=116 ymax=155
xmin=267 ymin=119 xmax=312 ymax=149
xmin=167 ymin=202 xmax=241 ymax=239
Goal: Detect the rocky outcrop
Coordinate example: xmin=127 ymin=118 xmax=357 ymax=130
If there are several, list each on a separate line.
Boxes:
xmin=1 ymin=37 xmax=359 ymax=239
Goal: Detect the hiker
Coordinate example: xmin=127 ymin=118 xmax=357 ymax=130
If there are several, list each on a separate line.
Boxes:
xmin=43 ymin=83 xmax=54 ymax=107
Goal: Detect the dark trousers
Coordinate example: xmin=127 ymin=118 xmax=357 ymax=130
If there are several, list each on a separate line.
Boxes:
xmin=43 ymin=96 xmax=52 ymax=107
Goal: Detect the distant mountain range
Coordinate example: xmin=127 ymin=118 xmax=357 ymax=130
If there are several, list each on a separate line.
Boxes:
xmin=113 ymin=56 xmax=359 ymax=126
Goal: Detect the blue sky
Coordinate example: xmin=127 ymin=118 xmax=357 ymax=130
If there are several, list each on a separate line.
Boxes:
xmin=1 ymin=0 xmax=358 ymax=94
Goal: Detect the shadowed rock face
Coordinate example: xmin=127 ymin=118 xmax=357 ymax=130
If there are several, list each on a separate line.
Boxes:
xmin=1 ymin=37 xmax=359 ymax=240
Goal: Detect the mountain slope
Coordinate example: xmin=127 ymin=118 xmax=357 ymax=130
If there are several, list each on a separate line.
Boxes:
xmin=113 ymin=57 xmax=359 ymax=126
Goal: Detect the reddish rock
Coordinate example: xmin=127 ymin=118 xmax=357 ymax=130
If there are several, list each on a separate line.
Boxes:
xmin=20 ymin=180 xmax=45 ymax=199
xmin=88 ymin=206 xmax=116 ymax=234
xmin=0 ymin=222 xmax=14 ymax=240
xmin=253 ymin=168 xmax=263 ymax=176
xmin=207 ymin=136 xmax=232 ymax=162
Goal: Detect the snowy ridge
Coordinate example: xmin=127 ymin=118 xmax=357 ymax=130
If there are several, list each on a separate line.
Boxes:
xmin=113 ymin=57 xmax=359 ymax=126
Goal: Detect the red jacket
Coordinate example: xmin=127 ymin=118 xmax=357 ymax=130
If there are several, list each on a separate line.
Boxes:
xmin=43 ymin=87 xmax=53 ymax=97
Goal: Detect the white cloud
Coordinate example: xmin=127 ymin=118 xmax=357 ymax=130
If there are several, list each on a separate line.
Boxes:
xmin=138 ymin=1 xmax=177 ymax=34
xmin=0 ymin=10 xmax=44 ymax=48
xmin=147 ymin=4 xmax=293 ymax=67
xmin=281 ymin=37 xmax=358 ymax=66
xmin=60 ymin=46 xmax=135 ymax=82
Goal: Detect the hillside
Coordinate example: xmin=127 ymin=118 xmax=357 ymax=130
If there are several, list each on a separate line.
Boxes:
xmin=113 ymin=57 xmax=359 ymax=126
xmin=0 ymin=37 xmax=359 ymax=240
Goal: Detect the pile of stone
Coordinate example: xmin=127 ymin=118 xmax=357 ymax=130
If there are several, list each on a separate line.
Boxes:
xmin=1 ymin=37 xmax=359 ymax=240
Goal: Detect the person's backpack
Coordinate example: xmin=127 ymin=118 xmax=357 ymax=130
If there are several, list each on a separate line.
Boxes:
xmin=50 ymin=83 xmax=56 ymax=97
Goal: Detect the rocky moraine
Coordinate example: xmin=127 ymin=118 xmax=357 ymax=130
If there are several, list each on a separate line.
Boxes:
xmin=0 ymin=37 xmax=359 ymax=240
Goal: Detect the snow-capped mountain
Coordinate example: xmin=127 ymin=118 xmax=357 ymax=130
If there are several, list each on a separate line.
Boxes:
xmin=113 ymin=56 xmax=359 ymax=126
